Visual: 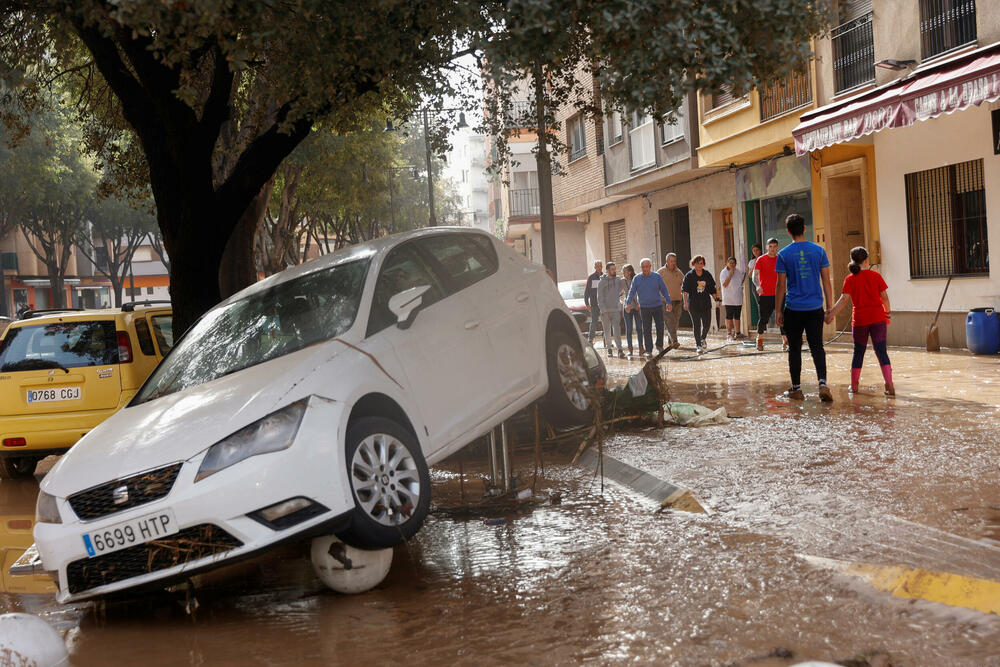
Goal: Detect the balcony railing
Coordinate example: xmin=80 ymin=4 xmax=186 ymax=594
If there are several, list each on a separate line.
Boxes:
xmin=832 ymin=12 xmax=875 ymax=93
xmin=759 ymin=69 xmax=812 ymax=123
xmin=504 ymin=100 xmax=536 ymax=129
xmin=920 ymin=0 xmax=977 ymax=60
xmin=509 ymin=188 xmax=540 ymax=217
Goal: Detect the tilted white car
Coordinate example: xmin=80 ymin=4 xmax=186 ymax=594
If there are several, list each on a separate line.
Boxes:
xmin=24 ymin=228 xmax=593 ymax=603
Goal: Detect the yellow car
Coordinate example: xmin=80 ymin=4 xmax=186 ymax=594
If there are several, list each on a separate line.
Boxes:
xmin=0 ymin=303 xmax=173 ymax=479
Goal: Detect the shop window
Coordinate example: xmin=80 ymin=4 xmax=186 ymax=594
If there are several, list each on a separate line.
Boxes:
xmin=919 ymin=0 xmax=976 ymax=60
xmin=905 ymin=159 xmax=988 ymax=277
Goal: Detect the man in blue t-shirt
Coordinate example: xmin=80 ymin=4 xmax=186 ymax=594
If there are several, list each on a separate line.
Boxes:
xmin=775 ymin=213 xmax=834 ymax=403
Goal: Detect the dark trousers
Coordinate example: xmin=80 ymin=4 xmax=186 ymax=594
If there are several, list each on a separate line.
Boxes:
xmin=690 ymin=307 xmax=711 ymax=347
xmin=640 ymin=306 xmax=665 ymax=352
xmin=783 ymin=308 xmax=826 ymax=386
xmin=587 ymin=303 xmax=600 ymax=341
xmin=624 ymin=306 xmax=643 ymax=351
xmin=756 ymin=295 xmax=786 ymax=335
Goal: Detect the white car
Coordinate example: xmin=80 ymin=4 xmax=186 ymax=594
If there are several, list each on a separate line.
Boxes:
xmin=25 ymin=228 xmax=593 ymax=603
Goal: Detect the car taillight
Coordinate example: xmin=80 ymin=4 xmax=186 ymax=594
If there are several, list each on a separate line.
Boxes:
xmin=117 ymin=331 xmax=133 ymax=363
xmin=7 ymin=520 xmax=31 ymax=531
xmin=2 ymin=438 xmax=26 ymax=447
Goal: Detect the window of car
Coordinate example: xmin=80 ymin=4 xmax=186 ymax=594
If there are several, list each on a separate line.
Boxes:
xmin=558 ymin=281 xmax=587 ymax=300
xmin=0 ymin=321 xmax=119 ymax=371
xmin=133 ymin=318 xmax=157 ymax=356
xmin=416 ymin=234 xmax=499 ymax=296
xmin=133 ymin=258 xmax=370 ymax=404
xmin=150 ymin=315 xmax=174 ymax=355
xmin=367 ymin=244 xmax=447 ymax=337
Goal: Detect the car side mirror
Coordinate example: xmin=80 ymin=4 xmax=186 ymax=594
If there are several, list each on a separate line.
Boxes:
xmin=387 ymin=285 xmax=431 ymax=329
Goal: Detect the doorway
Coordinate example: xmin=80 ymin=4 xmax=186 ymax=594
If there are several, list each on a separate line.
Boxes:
xmin=658 ymin=206 xmax=691 ymax=328
xmin=821 ymin=159 xmax=871 ymax=331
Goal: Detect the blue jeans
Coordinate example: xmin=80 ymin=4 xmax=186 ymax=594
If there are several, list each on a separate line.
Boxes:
xmin=587 ymin=303 xmax=600 ymax=341
xmin=640 ymin=306 xmax=665 ymax=352
xmin=624 ymin=306 xmax=643 ymax=351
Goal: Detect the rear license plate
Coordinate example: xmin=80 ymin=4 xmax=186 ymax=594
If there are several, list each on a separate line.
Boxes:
xmin=27 ymin=387 xmax=81 ymax=403
xmin=82 ymin=509 xmax=178 ymax=558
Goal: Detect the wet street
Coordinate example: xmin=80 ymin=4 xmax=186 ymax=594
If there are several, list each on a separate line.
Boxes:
xmin=2 ymin=340 xmax=999 ymax=665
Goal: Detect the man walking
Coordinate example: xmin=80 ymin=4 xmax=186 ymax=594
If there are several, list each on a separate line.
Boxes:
xmin=625 ymin=258 xmax=672 ymax=354
xmin=719 ymin=256 xmax=744 ymax=340
xmin=597 ymin=262 xmax=626 ymax=358
xmin=752 ymin=238 xmax=788 ymax=351
xmin=657 ymin=253 xmax=684 ymax=350
xmin=583 ymin=259 xmax=603 ymax=343
xmin=776 ymin=213 xmax=834 ymax=403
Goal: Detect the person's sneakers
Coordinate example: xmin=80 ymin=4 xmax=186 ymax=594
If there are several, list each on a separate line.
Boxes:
xmin=618 ymin=350 xmax=626 ymax=359
xmin=627 ymin=346 xmax=634 ymax=357
xmin=818 ymin=384 xmax=834 ymax=402
xmin=756 ymin=335 xmax=764 ymax=351
xmin=786 ymin=387 xmax=805 ymax=400
xmin=697 ymin=345 xmax=706 ymax=355
xmin=669 ymin=342 xmax=681 ymax=351
xmin=884 ymin=384 xmax=895 ymax=397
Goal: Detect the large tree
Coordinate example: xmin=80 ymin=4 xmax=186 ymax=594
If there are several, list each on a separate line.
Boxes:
xmin=1 ymin=0 xmax=476 ymax=332
xmin=0 ymin=104 xmax=96 ymax=308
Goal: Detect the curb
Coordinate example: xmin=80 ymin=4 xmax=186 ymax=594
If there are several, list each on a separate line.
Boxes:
xmin=576 ymin=448 xmax=708 ymax=513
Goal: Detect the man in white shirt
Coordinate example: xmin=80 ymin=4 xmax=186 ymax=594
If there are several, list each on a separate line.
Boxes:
xmin=719 ymin=256 xmax=745 ymax=340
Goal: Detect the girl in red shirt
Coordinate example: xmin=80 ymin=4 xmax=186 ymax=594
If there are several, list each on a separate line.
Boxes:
xmin=826 ymin=247 xmax=893 ymax=395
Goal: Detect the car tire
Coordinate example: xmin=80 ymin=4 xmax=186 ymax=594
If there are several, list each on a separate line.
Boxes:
xmin=337 ymin=417 xmax=431 ymax=550
xmin=544 ymin=328 xmax=594 ymax=427
xmin=0 ymin=457 xmax=37 ymax=480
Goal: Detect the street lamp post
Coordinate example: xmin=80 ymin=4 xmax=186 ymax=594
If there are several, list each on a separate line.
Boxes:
xmin=387 ymin=109 xmax=468 ymax=229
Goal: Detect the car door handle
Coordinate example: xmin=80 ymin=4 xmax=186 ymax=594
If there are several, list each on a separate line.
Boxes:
xmin=464 ymin=320 xmax=481 ymax=330
xmin=516 ymin=292 xmax=530 ymax=303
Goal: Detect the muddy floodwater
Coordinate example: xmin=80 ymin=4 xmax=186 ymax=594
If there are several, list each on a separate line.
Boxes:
xmin=1 ymin=343 xmax=999 ymax=665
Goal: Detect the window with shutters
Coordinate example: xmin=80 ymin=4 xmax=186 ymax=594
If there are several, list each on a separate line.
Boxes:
xmin=919 ymin=0 xmax=976 ymax=60
xmin=628 ymin=110 xmax=654 ymax=171
xmin=831 ymin=0 xmax=875 ymax=93
xmin=660 ymin=108 xmax=685 ymax=145
xmin=606 ymin=220 xmax=628 ymax=268
xmin=608 ymin=110 xmax=624 ymax=145
xmin=905 ymin=159 xmax=988 ymax=277
xmin=568 ymin=115 xmax=587 ymax=161
xmin=709 ymin=85 xmax=735 ymax=109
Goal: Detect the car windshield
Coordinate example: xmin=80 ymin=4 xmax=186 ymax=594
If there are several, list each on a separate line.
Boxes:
xmin=558 ymin=282 xmax=586 ymax=300
xmin=133 ymin=258 xmax=370 ymax=404
xmin=0 ymin=321 xmax=118 ymax=372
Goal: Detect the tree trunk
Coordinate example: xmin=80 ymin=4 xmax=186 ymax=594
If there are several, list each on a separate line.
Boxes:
xmin=219 ymin=178 xmax=274 ymax=299
xmin=46 ymin=264 xmax=66 ymax=309
xmin=168 ymin=231 xmax=227 ymax=335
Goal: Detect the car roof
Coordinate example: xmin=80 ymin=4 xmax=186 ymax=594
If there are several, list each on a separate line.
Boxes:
xmin=8 ymin=306 xmax=171 ymax=327
xmin=220 ymin=226 xmax=497 ymax=306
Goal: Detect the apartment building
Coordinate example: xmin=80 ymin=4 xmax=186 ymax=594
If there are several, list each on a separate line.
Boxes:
xmin=797 ymin=0 xmax=999 ymax=346
xmin=491 ymin=99 xmax=587 ymax=279
xmin=442 ymin=127 xmax=492 ymax=232
xmin=0 ymin=231 xmax=111 ymax=317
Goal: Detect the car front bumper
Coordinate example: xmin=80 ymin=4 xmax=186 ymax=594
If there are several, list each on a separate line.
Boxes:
xmin=33 ymin=395 xmax=357 ymax=603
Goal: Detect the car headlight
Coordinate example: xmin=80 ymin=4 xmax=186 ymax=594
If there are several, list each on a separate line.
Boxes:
xmin=36 ymin=491 xmax=62 ymax=524
xmin=194 ymin=399 xmax=308 ymax=482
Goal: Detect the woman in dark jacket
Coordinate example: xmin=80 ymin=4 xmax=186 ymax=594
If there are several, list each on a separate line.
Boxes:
xmin=681 ymin=255 xmax=719 ymax=353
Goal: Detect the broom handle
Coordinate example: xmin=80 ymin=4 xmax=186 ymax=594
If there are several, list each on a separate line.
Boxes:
xmin=932 ymin=275 xmax=952 ymax=326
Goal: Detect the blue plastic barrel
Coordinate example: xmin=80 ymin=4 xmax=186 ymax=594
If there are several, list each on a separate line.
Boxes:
xmin=966 ymin=307 xmax=1000 ymax=355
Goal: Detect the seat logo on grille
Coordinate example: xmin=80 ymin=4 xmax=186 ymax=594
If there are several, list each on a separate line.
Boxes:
xmin=112 ymin=485 xmax=129 ymax=505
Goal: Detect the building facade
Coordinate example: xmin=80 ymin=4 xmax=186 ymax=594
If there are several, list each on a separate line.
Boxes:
xmin=442 ymin=127 xmax=492 ymax=233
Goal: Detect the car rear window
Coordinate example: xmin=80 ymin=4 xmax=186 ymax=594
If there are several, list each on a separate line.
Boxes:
xmin=416 ymin=234 xmax=498 ymax=295
xmin=558 ymin=282 xmax=586 ymax=300
xmin=150 ymin=315 xmax=173 ymax=354
xmin=0 ymin=321 xmax=118 ymax=372
xmin=133 ymin=318 xmax=156 ymax=356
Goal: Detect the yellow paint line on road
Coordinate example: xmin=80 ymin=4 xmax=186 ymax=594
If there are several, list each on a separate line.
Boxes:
xmin=800 ymin=555 xmax=1000 ymax=615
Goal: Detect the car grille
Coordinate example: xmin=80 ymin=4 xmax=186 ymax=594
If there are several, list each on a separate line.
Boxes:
xmin=66 ymin=524 xmax=242 ymax=595
xmin=67 ymin=463 xmax=183 ymax=521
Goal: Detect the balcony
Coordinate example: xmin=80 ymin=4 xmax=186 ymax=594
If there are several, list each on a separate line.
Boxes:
xmin=920 ymin=0 xmax=977 ymax=60
xmin=509 ymin=188 xmax=539 ymax=217
xmin=759 ymin=69 xmax=812 ymax=123
xmin=504 ymin=100 xmax=536 ymax=129
xmin=832 ymin=12 xmax=875 ymax=94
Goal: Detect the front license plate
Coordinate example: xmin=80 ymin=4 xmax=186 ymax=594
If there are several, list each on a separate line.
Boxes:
xmin=27 ymin=387 xmax=82 ymax=403
xmin=82 ymin=509 xmax=178 ymax=558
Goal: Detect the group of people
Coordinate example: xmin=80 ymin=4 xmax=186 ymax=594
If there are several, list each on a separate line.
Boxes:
xmin=581 ymin=212 xmax=895 ymax=402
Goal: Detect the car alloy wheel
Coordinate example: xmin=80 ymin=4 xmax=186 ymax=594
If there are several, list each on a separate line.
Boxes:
xmin=555 ymin=341 xmax=590 ymax=412
xmin=350 ymin=432 xmax=421 ymax=527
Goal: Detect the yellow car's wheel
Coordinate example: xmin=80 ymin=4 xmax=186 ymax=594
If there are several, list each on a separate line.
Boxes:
xmin=0 ymin=457 xmax=37 ymax=480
